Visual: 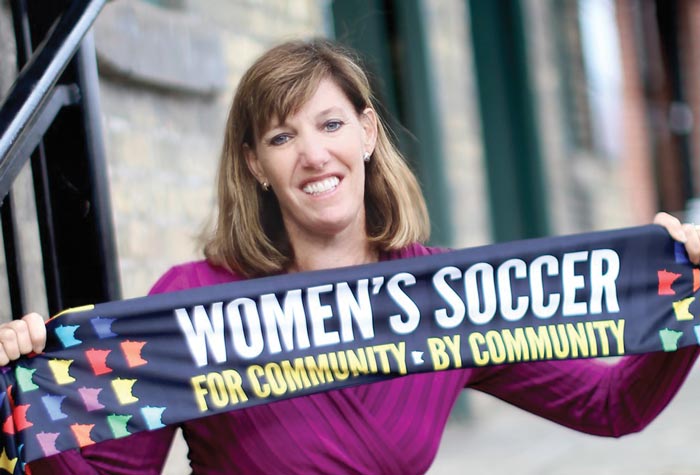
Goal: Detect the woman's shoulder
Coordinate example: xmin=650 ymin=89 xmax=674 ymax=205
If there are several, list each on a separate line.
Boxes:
xmin=149 ymin=260 xmax=247 ymax=295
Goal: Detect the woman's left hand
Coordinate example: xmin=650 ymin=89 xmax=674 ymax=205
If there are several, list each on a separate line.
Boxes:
xmin=654 ymin=212 xmax=700 ymax=265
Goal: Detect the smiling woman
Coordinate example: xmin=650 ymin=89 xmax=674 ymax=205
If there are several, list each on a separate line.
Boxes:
xmin=5 ymin=38 xmax=700 ymax=475
xmin=204 ymin=40 xmax=429 ymax=278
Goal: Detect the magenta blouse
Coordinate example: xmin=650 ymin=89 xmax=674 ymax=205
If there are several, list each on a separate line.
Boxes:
xmin=30 ymin=243 xmax=699 ymax=474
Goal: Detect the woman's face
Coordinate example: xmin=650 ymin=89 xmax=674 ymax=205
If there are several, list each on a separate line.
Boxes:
xmin=245 ymin=78 xmax=377 ymax=244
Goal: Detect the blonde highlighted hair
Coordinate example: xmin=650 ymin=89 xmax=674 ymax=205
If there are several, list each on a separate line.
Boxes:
xmin=203 ymin=38 xmax=429 ymax=277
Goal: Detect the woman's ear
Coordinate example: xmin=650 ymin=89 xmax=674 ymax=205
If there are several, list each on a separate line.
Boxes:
xmin=360 ymin=108 xmax=378 ymax=155
xmin=243 ymin=143 xmax=266 ymax=185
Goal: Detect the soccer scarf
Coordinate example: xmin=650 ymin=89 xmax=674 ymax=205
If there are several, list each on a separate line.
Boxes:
xmin=1 ymin=225 xmax=698 ymax=473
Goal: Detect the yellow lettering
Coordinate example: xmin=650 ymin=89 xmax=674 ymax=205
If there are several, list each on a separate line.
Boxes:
xmin=390 ymin=343 xmax=408 ymax=374
xmin=329 ymin=352 xmax=349 ymax=380
xmin=346 ymin=349 xmax=369 ymax=376
xmin=585 ymin=322 xmax=598 ymax=356
xmin=442 ymin=336 xmax=462 ymax=368
xmin=502 ymin=328 xmax=530 ymax=362
xmin=373 ymin=344 xmax=394 ymax=374
xmin=304 ymin=355 xmax=333 ymax=385
xmin=191 ymin=370 xmax=248 ymax=412
xmin=366 ymin=347 xmax=378 ymax=373
xmin=548 ymin=325 xmax=570 ymax=359
xmin=485 ymin=331 xmax=506 ymax=364
xmin=207 ymin=372 xmax=228 ymax=408
xmin=566 ymin=322 xmax=589 ymax=357
xmin=592 ymin=321 xmax=610 ymax=356
xmin=280 ymin=359 xmax=312 ymax=391
xmin=609 ymin=319 xmax=625 ymax=355
xmin=468 ymin=332 xmax=489 ymax=366
xmin=222 ymin=370 xmax=248 ymax=403
xmin=191 ymin=375 xmax=209 ymax=412
xmin=247 ymin=365 xmax=270 ymax=398
xmin=265 ymin=363 xmax=287 ymax=396
xmin=427 ymin=337 xmax=450 ymax=370
xmin=525 ymin=326 xmax=552 ymax=359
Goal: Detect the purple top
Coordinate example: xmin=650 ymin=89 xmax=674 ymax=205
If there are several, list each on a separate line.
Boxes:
xmin=30 ymin=243 xmax=699 ymax=474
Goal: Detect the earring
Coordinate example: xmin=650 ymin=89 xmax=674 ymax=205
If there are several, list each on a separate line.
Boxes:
xmin=363 ymin=152 xmax=371 ymax=163
xmin=261 ymin=181 xmax=269 ymax=191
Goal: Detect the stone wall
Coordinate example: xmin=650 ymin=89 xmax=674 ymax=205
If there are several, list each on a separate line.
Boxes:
xmin=95 ymin=0 xmax=327 ymax=299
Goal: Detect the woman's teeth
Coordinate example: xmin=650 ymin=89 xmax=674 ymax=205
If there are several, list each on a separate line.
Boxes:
xmin=303 ymin=176 xmax=339 ymax=195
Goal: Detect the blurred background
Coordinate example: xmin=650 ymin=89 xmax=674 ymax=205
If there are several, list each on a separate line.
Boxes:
xmin=0 ymin=0 xmax=699 ymax=473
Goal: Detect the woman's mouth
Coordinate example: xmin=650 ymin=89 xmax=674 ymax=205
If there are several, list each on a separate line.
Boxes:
xmin=302 ymin=176 xmax=340 ymax=196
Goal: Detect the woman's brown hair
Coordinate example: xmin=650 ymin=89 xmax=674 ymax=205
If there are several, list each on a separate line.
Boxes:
xmin=203 ymin=38 xmax=429 ymax=277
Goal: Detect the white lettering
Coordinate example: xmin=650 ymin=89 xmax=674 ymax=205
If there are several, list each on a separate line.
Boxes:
xmin=307 ymin=284 xmax=339 ymax=347
xmin=336 ymin=280 xmax=375 ymax=342
xmin=589 ymin=249 xmax=620 ymax=314
xmin=260 ymin=290 xmax=310 ymax=354
xmin=562 ymin=251 xmax=588 ymax=316
xmin=498 ymin=259 xmax=528 ymax=322
xmin=465 ymin=263 xmax=497 ymax=325
xmin=530 ymin=255 xmax=560 ymax=318
xmin=433 ymin=266 xmax=466 ymax=328
xmin=175 ymin=303 xmax=226 ymax=367
xmin=226 ymin=298 xmax=264 ymax=359
xmin=387 ymin=273 xmax=421 ymax=334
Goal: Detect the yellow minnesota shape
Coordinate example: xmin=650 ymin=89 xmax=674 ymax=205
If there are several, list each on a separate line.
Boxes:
xmin=0 ymin=447 xmax=17 ymax=473
xmin=673 ymin=296 xmax=696 ymax=321
xmin=111 ymin=378 xmax=139 ymax=405
xmin=47 ymin=359 xmax=76 ymax=385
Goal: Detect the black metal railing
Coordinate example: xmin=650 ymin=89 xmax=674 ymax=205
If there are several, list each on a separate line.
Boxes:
xmin=0 ymin=0 xmax=120 ymax=318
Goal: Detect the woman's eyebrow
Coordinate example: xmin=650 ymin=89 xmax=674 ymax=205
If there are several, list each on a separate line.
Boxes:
xmin=315 ymin=107 xmax=346 ymax=118
xmin=263 ymin=119 xmax=288 ymax=133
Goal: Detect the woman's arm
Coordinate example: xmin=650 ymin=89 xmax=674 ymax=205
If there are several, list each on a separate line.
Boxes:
xmin=468 ymin=335 xmax=699 ymax=437
xmin=28 ymin=426 xmax=178 ymax=475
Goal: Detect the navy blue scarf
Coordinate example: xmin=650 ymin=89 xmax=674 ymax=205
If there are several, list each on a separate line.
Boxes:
xmin=1 ymin=225 xmax=698 ymax=473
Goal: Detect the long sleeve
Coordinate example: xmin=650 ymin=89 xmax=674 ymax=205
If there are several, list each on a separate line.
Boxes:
xmin=468 ymin=346 xmax=699 ymax=437
xmin=27 ymin=426 xmax=177 ymax=475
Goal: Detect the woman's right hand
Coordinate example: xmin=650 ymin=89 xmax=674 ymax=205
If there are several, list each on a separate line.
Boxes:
xmin=0 ymin=313 xmax=47 ymax=366
xmin=654 ymin=212 xmax=700 ymax=265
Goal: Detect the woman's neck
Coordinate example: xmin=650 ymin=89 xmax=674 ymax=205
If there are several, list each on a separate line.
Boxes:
xmin=288 ymin=233 xmax=377 ymax=273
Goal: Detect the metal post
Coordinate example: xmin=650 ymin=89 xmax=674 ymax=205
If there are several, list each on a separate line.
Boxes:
xmin=1 ymin=195 xmax=26 ymax=317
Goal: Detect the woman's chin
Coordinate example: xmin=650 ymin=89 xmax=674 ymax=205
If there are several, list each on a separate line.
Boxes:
xmin=306 ymin=216 xmax=363 ymax=238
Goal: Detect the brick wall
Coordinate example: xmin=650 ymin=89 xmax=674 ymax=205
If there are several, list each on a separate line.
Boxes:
xmin=95 ymin=0 xmax=327 ymax=300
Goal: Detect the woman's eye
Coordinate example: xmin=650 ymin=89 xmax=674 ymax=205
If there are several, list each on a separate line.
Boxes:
xmin=325 ymin=120 xmax=343 ymax=132
xmin=270 ymin=134 xmax=290 ymax=146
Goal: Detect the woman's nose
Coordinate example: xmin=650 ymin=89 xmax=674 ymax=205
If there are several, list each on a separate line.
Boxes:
xmin=297 ymin=135 xmax=330 ymax=169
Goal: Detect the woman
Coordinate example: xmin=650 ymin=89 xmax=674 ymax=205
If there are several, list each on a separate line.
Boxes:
xmin=3 ymin=39 xmax=699 ymax=474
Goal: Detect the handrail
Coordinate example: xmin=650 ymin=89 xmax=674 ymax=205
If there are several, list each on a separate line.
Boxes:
xmin=0 ymin=0 xmax=106 ymax=201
